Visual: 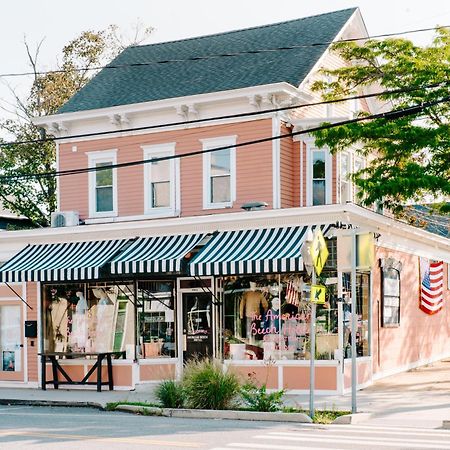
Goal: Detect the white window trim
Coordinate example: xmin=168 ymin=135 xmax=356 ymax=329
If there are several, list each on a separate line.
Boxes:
xmin=339 ymin=151 xmax=352 ymax=204
xmin=87 ymin=149 xmax=118 ymax=218
xmin=142 ymin=143 xmax=179 ymax=217
xmin=201 ymin=136 xmax=236 ymax=210
xmin=305 ymin=140 xmax=332 ymax=206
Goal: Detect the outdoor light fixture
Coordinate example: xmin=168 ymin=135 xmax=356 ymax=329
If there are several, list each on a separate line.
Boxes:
xmin=240 ymin=201 xmax=268 ymax=211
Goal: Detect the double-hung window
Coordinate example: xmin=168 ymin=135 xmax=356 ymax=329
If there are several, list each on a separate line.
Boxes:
xmin=202 ymin=136 xmax=236 ymax=209
xmin=143 ymin=144 xmax=178 ymax=216
xmin=307 ymin=143 xmax=331 ymax=206
xmin=88 ymin=150 xmax=117 ymax=217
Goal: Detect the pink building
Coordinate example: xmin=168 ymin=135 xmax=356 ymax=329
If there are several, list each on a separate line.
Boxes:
xmin=0 ymin=8 xmax=449 ymax=393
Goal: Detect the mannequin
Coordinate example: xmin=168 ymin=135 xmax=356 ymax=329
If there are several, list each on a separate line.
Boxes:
xmin=262 ymin=297 xmax=281 ymax=333
xmin=92 ymin=288 xmax=114 ymax=352
xmin=70 ymin=291 xmax=88 ymax=351
xmin=239 ymin=287 xmax=268 ymax=339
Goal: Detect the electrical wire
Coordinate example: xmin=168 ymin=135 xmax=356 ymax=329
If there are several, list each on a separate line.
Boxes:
xmin=0 ymin=25 xmax=448 ymax=79
xmin=1 ymin=81 xmax=447 ymax=149
xmin=1 ymin=96 xmax=447 ymax=182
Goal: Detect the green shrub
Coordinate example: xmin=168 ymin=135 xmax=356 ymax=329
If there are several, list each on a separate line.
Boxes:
xmin=240 ymin=383 xmax=285 ymax=412
xmin=183 ymin=358 xmax=240 ymax=410
xmin=155 ymin=379 xmax=185 ymax=408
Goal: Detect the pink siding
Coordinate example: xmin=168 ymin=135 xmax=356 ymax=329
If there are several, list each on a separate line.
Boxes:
xmin=59 ymin=119 xmax=274 ymax=221
xmin=372 ymin=248 xmax=450 ymax=375
xmin=280 ymin=125 xmax=295 ymax=208
xmin=26 ymin=282 xmax=39 ymax=382
xmin=300 ymin=141 xmax=307 ymax=206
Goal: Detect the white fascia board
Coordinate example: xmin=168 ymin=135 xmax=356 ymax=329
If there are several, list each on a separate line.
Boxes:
xmin=0 ymin=204 xmax=448 ymax=261
xmin=298 ymin=8 xmax=368 ymax=92
xmin=32 ymin=83 xmax=309 ymax=129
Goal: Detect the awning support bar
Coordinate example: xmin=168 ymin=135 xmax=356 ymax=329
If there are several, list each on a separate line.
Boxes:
xmin=4 ymin=282 xmax=33 ymax=310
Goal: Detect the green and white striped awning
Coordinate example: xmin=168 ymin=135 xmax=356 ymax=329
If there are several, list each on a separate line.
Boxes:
xmin=0 ymin=239 xmax=129 ymax=282
xmin=110 ymin=233 xmax=206 ymax=275
xmin=188 ymin=225 xmax=330 ymax=276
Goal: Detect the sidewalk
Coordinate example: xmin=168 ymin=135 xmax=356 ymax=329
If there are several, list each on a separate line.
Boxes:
xmin=1 ymin=359 xmax=449 ymax=428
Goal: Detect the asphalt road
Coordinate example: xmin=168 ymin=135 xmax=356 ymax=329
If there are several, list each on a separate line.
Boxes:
xmin=1 ymin=405 xmax=450 ymax=450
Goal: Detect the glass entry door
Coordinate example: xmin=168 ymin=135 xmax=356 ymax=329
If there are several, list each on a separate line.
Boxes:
xmin=182 ymin=293 xmax=213 ymax=361
xmin=0 ymin=304 xmax=23 ymax=381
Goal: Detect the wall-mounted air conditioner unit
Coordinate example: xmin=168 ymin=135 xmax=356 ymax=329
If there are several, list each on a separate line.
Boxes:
xmin=50 ymin=211 xmax=80 ymax=228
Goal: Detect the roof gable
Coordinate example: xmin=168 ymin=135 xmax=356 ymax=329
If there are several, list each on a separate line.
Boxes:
xmin=58 ymin=8 xmax=356 ymax=114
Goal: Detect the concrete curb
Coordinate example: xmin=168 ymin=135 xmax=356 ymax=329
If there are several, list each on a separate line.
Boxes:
xmin=332 ymin=413 xmax=372 ymax=424
xmin=0 ymin=398 xmax=104 ymax=409
xmin=116 ymin=405 xmax=313 ymax=423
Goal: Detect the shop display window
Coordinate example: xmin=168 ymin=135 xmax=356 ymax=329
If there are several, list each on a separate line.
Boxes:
xmin=221 ymin=274 xmax=339 ymax=361
xmin=137 ymin=280 xmax=176 ymax=358
xmin=42 ymin=282 xmax=134 ymax=355
xmin=342 ymin=273 xmax=370 ymax=357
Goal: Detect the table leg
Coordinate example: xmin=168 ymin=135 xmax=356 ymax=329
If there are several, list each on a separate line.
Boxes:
xmin=96 ymin=354 xmax=104 ymax=392
xmin=107 ymin=354 xmax=113 ymax=391
xmin=50 ymin=356 xmax=59 ymax=389
xmin=41 ymin=354 xmax=46 ymax=391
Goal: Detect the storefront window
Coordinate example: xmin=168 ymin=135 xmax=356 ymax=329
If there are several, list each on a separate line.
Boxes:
xmin=42 ymin=282 xmax=134 ymax=355
xmin=342 ymin=273 xmax=370 ymax=357
xmin=221 ymin=274 xmax=338 ymax=361
xmin=137 ymin=280 xmax=176 ymax=358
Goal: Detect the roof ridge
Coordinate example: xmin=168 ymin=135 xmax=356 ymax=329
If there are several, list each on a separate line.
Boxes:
xmin=127 ymin=7 xmax=358 ymax=51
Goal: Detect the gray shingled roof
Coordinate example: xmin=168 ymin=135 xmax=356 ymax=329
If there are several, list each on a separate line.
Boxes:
xmin=58 ymin=8 xmax=356 ymax=114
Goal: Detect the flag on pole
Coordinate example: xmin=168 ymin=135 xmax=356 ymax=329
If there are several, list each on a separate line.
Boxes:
xmin=419 ymin=258 xmax=444 ymax=315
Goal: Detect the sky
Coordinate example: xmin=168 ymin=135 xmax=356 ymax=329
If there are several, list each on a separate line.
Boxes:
xmin=0 ymin=0 xmax=449 ymax=123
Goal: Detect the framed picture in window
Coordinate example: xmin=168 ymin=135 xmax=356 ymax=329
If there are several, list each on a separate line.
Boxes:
xmin=380 ymin=258 xmax=402 ymax=327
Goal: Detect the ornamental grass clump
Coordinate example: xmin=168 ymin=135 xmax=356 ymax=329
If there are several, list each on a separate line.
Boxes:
xmin=183 ymin=358 xmax=240 ymax=410
xmin=155 ymin=379 xmax=186 ymax=409
xmin=240 ymin=382 xmax=285 ymax=412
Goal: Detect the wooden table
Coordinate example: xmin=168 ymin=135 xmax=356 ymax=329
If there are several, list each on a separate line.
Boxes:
xmin=39 ymin=351 xmax=126 ymax=392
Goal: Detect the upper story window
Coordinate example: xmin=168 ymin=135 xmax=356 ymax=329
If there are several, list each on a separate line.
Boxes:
xmin=88 ymin=150 xmax=117 ymax=218
xmin=312 ymin=150 xmax=326 ymax=205
xmin=340 ymin=152 xmax=351 ymax=204
xmin=143 ymin=143 xmax=178 ymax=216
xmin=202 ymin=136 xmax=236 ymax=209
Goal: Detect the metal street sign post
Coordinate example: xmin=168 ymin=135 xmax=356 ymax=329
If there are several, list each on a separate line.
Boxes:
xmin=351 ymin=229 xmax=357 ymax=414
xmin=307 ymin=228 xmax=329 ymax=420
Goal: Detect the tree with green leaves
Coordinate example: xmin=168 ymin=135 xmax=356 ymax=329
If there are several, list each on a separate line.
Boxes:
xmin=0 ymin=24 xmax=152 ymax=227
xmin=311 ymin=28 xmax=449 ymax=214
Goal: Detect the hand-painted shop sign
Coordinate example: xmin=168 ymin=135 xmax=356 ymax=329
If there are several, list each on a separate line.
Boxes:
xmin=310 ymin=285 xmax=326 ymax=304
xmin=309 ymin=229 xmax=329 ymax=276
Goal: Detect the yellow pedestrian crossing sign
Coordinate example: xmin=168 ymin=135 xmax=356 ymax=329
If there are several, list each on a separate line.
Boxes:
xmin=311 ymin=284 xmax=326 ymax=304
xmin=309 ymin=229 xmax=329 ymax=276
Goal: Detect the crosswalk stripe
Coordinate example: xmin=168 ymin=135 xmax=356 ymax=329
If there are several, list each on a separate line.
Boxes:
xmin=297 ymin=422 xmax=450 ymax=435
xmin=257 ymin=433 xmax=450 ymax=449
xmin=269 ymin=430 xmax=449 ymax=442
xmin=227 ymin=445 xmax=347 ymax=450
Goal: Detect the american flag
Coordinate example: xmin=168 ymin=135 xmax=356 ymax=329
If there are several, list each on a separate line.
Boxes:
xmin=419 ymin=258 xmax=444 ymax=315
xmin=285 ymin=280 xmax=299 ymax=306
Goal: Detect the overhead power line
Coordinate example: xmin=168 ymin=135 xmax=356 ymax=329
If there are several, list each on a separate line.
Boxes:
xmin=1 ymin=96 xmax=447 ymax=182
xmin=0 ymin=25 xmax=448 ymax=79
xmin=0 ymin=81 xmax=447 ymax=149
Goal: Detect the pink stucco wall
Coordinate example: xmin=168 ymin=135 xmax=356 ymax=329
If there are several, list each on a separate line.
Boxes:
xmin=372 ymin=248 xmax=450 ymax=376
